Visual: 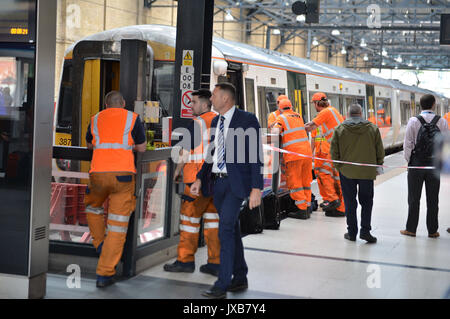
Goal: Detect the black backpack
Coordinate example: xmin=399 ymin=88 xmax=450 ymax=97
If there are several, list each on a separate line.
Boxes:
xmin=410 ymin=115 xmax=441 ymax=166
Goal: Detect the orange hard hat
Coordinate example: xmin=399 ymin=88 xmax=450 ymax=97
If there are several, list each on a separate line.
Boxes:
xmin=279 ymin=99 xmax=292 ymax=110
xmin=277 ymin=95 xmax=289 ymax=103
xmin=311 ymin=92 xmax=327 ymax=102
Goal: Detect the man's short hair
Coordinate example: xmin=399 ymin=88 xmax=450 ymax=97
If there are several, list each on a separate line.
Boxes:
xmin=349 ymin=104 xmax=363 ymax=117
xmin=215 ymin=82 xmax=236 ymax=102
xmin=105 ymin=91 xmax=125 ymax=107
xmin=192 ymin=89 xmax=212 ymax=108
xmin=420 ymin=94 xmax=435 ymax=110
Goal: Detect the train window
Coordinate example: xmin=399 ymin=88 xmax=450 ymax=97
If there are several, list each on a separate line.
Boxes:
xmin=57 ymin=61 xmax=73 ymax=129
xmin=151 ymin=61 xmax=174 ymax=117
xmin=244 ymin=78 xmax=256 ymax=115
xmin=400 ymin=101 xmax=411 ymax=125
xmin=375 ymin=98 xmax=392 ymax=127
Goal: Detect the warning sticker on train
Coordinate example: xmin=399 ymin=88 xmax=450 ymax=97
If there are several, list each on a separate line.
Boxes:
xmin=181 ymin=90 xmax=194 ymax=118
xmin=182 ymin=50 xmax=193 ymax=66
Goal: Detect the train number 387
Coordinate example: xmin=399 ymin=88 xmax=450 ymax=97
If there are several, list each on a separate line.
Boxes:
xmin=59 ymin=138 xmax=72 ymax=146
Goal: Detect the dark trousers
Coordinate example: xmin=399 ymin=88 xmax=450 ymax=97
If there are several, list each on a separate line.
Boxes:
xmin=339 ymin=173 xmax=374 ymax=237
xmin=212 ymin=177 xmax=248 ymax=291
xmin=406 ymin=168 xmax=440 ymax=234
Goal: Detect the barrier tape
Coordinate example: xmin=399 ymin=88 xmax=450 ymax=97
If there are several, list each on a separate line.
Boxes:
xmin=263 ymin=144 xmax=436 ymax=170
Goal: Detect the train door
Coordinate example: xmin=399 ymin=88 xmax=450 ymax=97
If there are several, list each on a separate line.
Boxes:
xmin=287 ymin=71 xmax=307 ymax=121
xmin=217 ymin=61 xmax=244 ymax=110
xmin=257 ymin=86 xmax=285 ymax=128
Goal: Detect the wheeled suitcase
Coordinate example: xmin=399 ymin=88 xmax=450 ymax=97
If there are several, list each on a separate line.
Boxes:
xmin=262 ymin=193 xmax=280 ymax=230
xmin=239 ymin=198 xmax=264 ymax=235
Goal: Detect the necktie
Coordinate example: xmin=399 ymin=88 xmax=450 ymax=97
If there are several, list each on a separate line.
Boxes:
xmin=217 ymin=116 xmax=225 ymax=171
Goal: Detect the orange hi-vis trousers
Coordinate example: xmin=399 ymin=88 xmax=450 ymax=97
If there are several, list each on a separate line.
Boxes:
xmin=285 ymin=159 xmax=312 ymax=210
xmin=84 ymin=172 xmax=136 ymax=277
xmin=314 ymin=151 xmax=345 ymax=212
xmin=178 ymin=185 xmax=220 ymax=265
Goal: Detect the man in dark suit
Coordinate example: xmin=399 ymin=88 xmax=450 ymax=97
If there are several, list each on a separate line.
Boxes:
xmin=190 ymin=82 xmax=264 ymax=299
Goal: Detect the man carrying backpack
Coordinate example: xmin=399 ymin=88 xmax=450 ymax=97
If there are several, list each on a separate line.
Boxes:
xmin=401 ymin=94 xmax=448 ymax=238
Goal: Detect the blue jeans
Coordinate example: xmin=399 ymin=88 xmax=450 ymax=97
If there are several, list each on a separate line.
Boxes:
xmin=212 ymin=177 xmax=248 ymax=291
xmin=339 ymin=173 xmax=374 ymax=237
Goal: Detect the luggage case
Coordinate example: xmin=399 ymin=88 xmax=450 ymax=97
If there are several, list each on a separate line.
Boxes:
xmin=239 ymin=198 xmax=264 ymax=235
xmin=262 ymin=192 xmax=280 ymax=230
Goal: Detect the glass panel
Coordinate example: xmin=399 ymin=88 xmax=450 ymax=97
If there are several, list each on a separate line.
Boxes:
xmin=56 ymin=61 xmax=73 ymax=130
xmin=50 ymin=159 xmax=92 ymax=243
xmin=138 ymin=160 xmax=168 ymax=245
xmin=376 ymin=98 xmax=392 ymax=127
xmin=244 ymin=78 xmax=255 ymax=115
xmin=400 ymin=101 xmax=411 ymax=125
xmin=152 ymin=62 xmax=174 ymax=117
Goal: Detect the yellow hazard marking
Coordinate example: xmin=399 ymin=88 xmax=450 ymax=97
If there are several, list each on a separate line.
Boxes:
xmin=183 ymin=51 xmax=193 ymax=66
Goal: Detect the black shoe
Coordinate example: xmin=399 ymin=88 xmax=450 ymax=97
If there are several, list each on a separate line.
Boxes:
xmin=96 ymin=275 xmax=115 ymax=288
xmin=322 ymin=200 xmax=340 ymax=211
xmin=199 ymin=264 xmax=219 ymax=277
xmin=325 ymin=209 xmax=345 ymax=217
xmin=360 ymin=233 xmax=377 ymax=243
xmin=447 ymin=228 xmax=450 ymax=234
xmin=202 ymin=286 xmax=227 ymax=299
xmin=344 ymin=233 xmax=356 ymax=241
xmin=288 ymin=209 xmax=310 ymax=220
xmin=227 ymin=280 xmax=248 ymax=292
xmin=163 ymin=260 xmax=195 ymax=273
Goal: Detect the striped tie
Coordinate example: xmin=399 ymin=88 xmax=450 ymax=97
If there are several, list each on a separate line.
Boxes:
xmin=217 ymin=116 xmax=225 ymax=171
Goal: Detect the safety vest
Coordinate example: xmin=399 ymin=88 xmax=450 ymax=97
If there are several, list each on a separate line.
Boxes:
xmin=89 ymin=108 xmax=138 ymax=174
xmin=268 ymin=110 xmax=281 ymax=128
xmin=183 ymin=111 xmax=217 ymax=183
xmin=275 ymin=109 xmax=311 ymax=162
xmin=443 ymin=112 xmax=450 ymax=126
xmin=312 ymin=106 xmax=344 ymax=154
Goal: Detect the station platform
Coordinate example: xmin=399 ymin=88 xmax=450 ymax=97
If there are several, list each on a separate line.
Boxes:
xmin=45 ymin=151 xmax=450 ymax=299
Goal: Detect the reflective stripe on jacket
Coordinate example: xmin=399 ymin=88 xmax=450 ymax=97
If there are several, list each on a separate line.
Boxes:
xmin=90 ymin=108 xmax=138 ymax=173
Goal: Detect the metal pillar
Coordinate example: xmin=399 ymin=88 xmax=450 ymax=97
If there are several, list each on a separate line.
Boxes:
xmin=171 ymin=0 xmax=214 ymax=131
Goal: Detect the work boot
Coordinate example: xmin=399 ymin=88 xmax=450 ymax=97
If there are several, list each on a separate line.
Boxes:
xmin=288 ymin=208 xmax=310 ymax=220
xmin=163 ymin=260 xmax=195 ymax=273
xmin=325 ymin=209 xmax=345 ymax=217
xmin=96 ymin=275 xmax=115 ymax=288
xmin=199 ymin=263 xmax=219 ymax=277
xmin=360 ymin=233 xmax=377 ymax=243
xmin=322 ymin=200 xmax=341 ymax=211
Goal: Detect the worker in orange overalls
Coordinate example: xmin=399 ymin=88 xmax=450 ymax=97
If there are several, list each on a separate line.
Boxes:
xmin=163 ymin=89 xmax=220 ymax=276
xmin=305 ymin=92 xmax=345 ymax=217
xmin=272 ymin=99 xmax=313 ymax=219
xmin=443 ymin=111 xmax=449 ymax=126
xmin=268 ymin=94 xmax=289 ymax=128
xmin=84 ymin=91 xmax=146 ymax=288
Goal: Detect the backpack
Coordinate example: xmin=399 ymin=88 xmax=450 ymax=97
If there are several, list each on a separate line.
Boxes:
xmin=410 ymin=115 xmax=441 ymax=166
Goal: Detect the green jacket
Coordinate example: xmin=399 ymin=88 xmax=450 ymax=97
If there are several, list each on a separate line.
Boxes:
xmin=330 ymin=117 xmax=385 ymax=180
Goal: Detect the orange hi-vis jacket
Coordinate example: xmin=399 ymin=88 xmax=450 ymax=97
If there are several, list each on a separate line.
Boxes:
xmin=274 ymin=109 xmax=312 ymax=163
xmin=444 ymin=111 xmax=450 ymax=126
xmin=89 ymin=108 xmax=138 ymax=174
xmin=312 ymin=106 xmax=344 ymax=154
xmin=268 ymin=109 xmax=281 ymax=128
xmin=183 ymin=111 xmax=217 ymax=184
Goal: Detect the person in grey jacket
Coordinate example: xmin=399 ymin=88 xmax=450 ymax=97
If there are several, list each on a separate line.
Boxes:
xmin=330 ymin=104 xmax=385 ymax=243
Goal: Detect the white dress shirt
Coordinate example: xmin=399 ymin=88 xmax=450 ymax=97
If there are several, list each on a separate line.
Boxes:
xmin=403 ymin=110 xmax=448 ymax=163
xmin=212 ymin=106 xmax=236 ymax=173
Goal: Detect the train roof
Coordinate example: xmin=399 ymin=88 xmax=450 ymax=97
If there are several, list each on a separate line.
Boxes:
xmin=66 ymin=24 xmax=447 ymax=98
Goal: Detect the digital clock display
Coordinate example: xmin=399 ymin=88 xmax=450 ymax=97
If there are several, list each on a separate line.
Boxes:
xmin=0 ymin=0 xmax=36 ymax=43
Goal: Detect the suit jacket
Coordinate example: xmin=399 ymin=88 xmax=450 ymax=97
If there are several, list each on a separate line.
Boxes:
xmin=197 ymin=107 xmax=264 ymax=199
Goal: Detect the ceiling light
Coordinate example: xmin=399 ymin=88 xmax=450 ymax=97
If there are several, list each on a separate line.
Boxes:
xmin=363 ymin=54 xmax=369 ymax=61
xmin=416 ymin=66 xmax=420 ymax=70
xmin=395 ymin=65 xmax=398 ymax=69
xmin=408 ymin=61 xmax=413 ymax=67
xmin=225 ymin=10 xmax=234 ymax=21
xmin=273 ymin=28 xmax=281 ymax=35
xmin=331 ymin=29 xmax=340 ymax=36
xmin=360 ymin=38 xmax=367 ymax=47
xmin=341 ymin=46 xmax=347 ymax=54
xmin=312 ymin=37 xmax=319 ymax=46
xmin=382 ymin=48 xmax=387 ymax=56
xmin=382 ymin=61 xmax=386 ymax=66
xmin=396 ymin=55 xmax=402 ymax=63
xmin=296 ymin=14 xmax=306 ymax=23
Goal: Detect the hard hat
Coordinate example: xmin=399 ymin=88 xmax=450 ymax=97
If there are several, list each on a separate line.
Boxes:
xmin=279 ymin=99 xmax=292 ymax=110
xmin=277 ymin=94 xmax=289 ymax=104
xmin=311 ymin=92 xmax=328 ymax=102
